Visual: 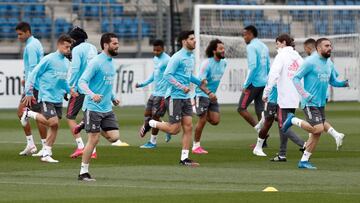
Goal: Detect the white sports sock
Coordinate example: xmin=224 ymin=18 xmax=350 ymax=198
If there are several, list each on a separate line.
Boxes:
xmin=327 ymin=127 xmax=339 ymax=140
xmin=75 ymin=137 xmax=85 ymax=149
xmin=43 ymin=145 xmax=52 ymax=157
xmin=255 ymin=138 xmax=264 ymax=150
xmin=192 ymin=142 xmax=200 ymax=150
xmin=291 ymin=117 xmax=303 ymax=128
xmin=150 ymin=134 xmax=157 ymax=144
xmin=26 ymin=135 xmax=35 ymax=146
xmin=92 ymin=147 xmax=96 ymax=153
xmin=80 ymin=162 xmax=89 ymax=175
xmin=180 ymin=149 xmax=189 ymax=161
xmin=41 ymin=139 xmax=46 ymax=148
xmin=27 ymin=110 xmax=38 ymax=120
xmin=301 ymin=150 xmax=312 ymax=162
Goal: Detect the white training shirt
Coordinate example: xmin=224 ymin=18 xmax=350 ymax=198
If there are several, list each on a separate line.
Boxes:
xmin=263 ymin=46 xmax=303 ymax=109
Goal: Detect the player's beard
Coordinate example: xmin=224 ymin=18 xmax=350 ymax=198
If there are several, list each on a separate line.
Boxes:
xmin=321 ymin=51 xmax=331 ymax=58
xmin=215 ymin=51 xmax=225 ymax=59
xmin=108 ymin=48 xmax=118 ymax=56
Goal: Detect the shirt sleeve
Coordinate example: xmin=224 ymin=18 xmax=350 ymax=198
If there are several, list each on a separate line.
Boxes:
xmin=197 ymin=60 xmax=209 ymax=81
xmin=164 ymin=56 xmax=187 ymax=91
xmin=79 ymin=61 xmax=97 ymax=98
xmin=263 ymin=54 xmax=283 ymax=98
xmin=138 ymin=73 xmax=154 ymax=88
xmin=25 ymin=57 xmax=48 ymax=96
xmin=190 ymin=74 xmax=201 ymax=86
xmin=329 ymin=66 xmax=347 ymax=87
xmin=68 ymin=48 xmax=82 ymax=91
xmin=244 ymin=45 xmax=257 ymax=88
xmin=26 ymin=46 xmax=39 ymax=72
xmin=293 ymin=61 xmax=312 ymax=101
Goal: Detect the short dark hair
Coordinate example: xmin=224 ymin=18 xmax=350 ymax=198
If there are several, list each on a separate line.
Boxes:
xmin=304 ymin=38 xmax=316 ymax=46
xmin=205 ymin=39 xmax=223 ymax=58
xmin=57 ymin=34 xmax=73 ymax=44
xmin=15 ymin=22 xmax=31 ymax=33
xmin=100 ymin=32 xmax=118 ymax=50
xmin=276 ymin=34 xmax=293 ymax=46
xmin=315 ymin=38 xmax=330 ymax=49
xmin=177 ymin=30 xmax=194 ymax=45
xmin=244 ymin=25 xmax=258 ymax=37
xmin=152 ymin=39 xmax=164 ymax=48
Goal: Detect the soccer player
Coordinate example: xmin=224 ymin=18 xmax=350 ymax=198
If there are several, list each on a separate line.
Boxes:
xmin=257 ymin=34 xmax=305 ymax=160
xmin=303 ymin=38 xmax=345 ymax=150
xmin=15 ymin=22 xmax=48 ymax=156
xmin=238 ymin=25 xmax=270 ymax=146
xmin=23 ymin=34 xmax=74 ymax=163
xmin=148 ymin=30 xmax=216 ymax=166
xmin=192 ymin=39 xmax=227 ymax=154
xmin=282 ymin=38 xmax=349 ymax=169
xmin=78 ymin=33 xmax=124 ymax=181
xmin=136 ymin=39 xmax=171 ymax=148
xmin=66 ymin=27 xmax=98 ymax=158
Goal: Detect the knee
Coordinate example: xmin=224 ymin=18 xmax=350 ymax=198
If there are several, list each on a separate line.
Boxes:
xmin=209 ymin=120 xmax=219 ymax=126
xmin=313 ymin=125 xmax=324 ymax=135
xmin=49 ymin=121 xmax=58 ymax=129
xmin=108 ymin=136 xmax=119 ymax=143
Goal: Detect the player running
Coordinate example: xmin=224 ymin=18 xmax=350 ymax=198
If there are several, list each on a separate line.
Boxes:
xmin=148 ymin=30 xmax=216 ymax=166
xmin=23 ymin=35 xmax=74 ymax=163
xmin=238 ymin=25 xmax=270 ymax=147
xmin=15 ymin=22 xmax=48 ymax=156
xmin=282 ymin=38 xmax=349 ymax=169
xmin=78 ymin=33 xmax=125 ymax=181
xmin=66 ymin=27 xmax=98 ymax=158
xmin=303 ymin=38 xmax=345 ymax=150
xmin=135 ymin=39 xmax=171 ymax=148
xmin=192 ymin=39 xmax=227 ymax=154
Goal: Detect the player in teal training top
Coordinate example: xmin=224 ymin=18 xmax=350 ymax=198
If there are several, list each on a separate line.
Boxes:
xmin=237 ymin=25 xmax=271 ymax=147
xmin=136 ymin=39 xmax=171 ymax=148
xmin=192 ymin=39 xmax=227 ymax=154
xmin=23 ymin=35 xmax=74 ymax=163
xmin=66 ymin=27 xmax=99 ymax=159
xmin=77 ymin=33 xmax=128 ymax=181
xmin=281 ymin=38 xmax=349 ymax=170
xmin=148 ymin=30 xmax=216 ymax=167
xmin=15 ymin=22 xmax=48 ymax=157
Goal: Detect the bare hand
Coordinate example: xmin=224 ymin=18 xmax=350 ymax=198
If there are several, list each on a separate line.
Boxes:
xmin=112 ymin=99 xmax=120 ymax=106
xmin=22 ymin=96 xmax=35 ymax=107
xmin=345 ymin=80 xmax=350 ymax=87
xmin=92 ymin=94 xmax=102 ymax=103
xmin=208 ymin=92 xmax=217 ymax=102
xmin=262 ymin=96 xmax=268 ymax=103
xmin=200 ymin=79 xmax=208 ymax=89
xmin=21 ymin=79 xmax=25 ymax=87
xmin=183 ymin=87 xmax=190 ymax=93
xmin=70 ymin=88 xmax=79 ymax=97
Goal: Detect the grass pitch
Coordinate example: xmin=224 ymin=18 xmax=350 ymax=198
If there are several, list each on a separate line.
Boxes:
xmin=0 ymin=102 xmax=359 ymax=202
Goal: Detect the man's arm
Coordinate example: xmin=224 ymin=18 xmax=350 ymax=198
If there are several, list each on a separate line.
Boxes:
xmin=262 ymin=54 xmax=283 ymax=101
xmin=163 ymin=57 xmax=188 ymax=92
xmin=23 ymin=57 xmax=48 ymax=106
xmin=136 ymin=73 xmax=154 ymax=88
xmin=243 ymin=45 xmax=257 ymax=89
xmin=329 ymin=66 xmax=348 ymax=87
xmin=68 ymin=48 xmax=82 ymax=92
xmin=293 ymin=61 xmax=312 ymax=102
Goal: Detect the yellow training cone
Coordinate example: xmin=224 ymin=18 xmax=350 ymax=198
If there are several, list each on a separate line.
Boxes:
xmin=262 ymin=187 xmax=278 ymax=192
